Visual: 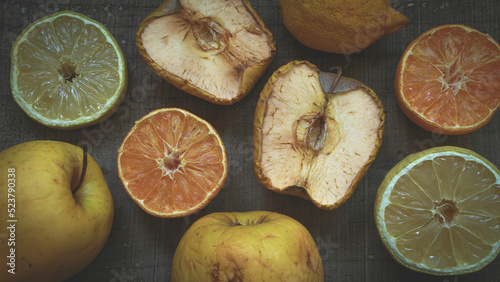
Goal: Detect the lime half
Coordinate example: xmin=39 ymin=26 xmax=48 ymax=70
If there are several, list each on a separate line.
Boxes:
xmin=11 ymin=11 xmax=128 ymax=129
xmin=375 ymin=146 xmax=500 ymax=275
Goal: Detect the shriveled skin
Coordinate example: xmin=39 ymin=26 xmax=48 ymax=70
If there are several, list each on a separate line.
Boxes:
xmin=171 ymin=211 xmax=324 ymax=282
xmin=138 ymin=0 xmax=275 ymax=104
xmin=279 ymin=0 xmax=410 ymax=54
xmin=254 ymin=61 xmax=384 ymax=209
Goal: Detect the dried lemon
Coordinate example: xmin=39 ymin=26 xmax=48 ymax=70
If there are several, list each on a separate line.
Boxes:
xmin=279 ymin=0 xmax=410 ymax=54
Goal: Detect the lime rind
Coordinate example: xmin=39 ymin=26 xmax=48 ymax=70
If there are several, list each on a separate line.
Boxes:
xmin=375 ymin=146 xmax=500 ymax=275
xmin=10 ymin=11 xmax=127 ymax=129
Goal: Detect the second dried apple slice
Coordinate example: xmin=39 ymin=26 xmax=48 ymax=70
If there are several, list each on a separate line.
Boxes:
xmin=136 ymin=0 xmax=276 ymax=105
xmin=253 ymin=61 xmax=385 ymax=209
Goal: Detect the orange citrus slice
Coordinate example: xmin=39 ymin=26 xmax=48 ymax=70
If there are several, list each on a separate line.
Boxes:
xmin=395 ymin=24 xmax=500 ymax=135
xmin=375 ymin=146 xmax=500 ymax=275
xmin=117 ymin=108 xmax=228 ymax=218
xmin=10 ymin=11 xmax=127 ymax=129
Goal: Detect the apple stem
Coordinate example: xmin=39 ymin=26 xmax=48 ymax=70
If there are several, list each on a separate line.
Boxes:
xmin=73 ymin=143 xmax=88 ymax=194
xmin=330 ymin=66 xmax=342 ymax=91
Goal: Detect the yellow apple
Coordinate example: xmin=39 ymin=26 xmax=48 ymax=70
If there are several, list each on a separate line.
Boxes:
xmin=0 ymin=140 xmax=114 ymax=282
xmin=171 ymin=211 xmax=324 ymax=281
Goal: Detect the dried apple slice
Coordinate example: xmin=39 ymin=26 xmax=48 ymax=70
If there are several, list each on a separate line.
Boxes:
xmin=253 ymin=61 xmax=385 ymax=209
xmin=136 ymin=0 xmax=276 ymax=105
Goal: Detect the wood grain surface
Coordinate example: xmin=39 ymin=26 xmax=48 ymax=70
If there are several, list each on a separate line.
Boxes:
xmin=1 ymin=0 xmax=499 ymax=281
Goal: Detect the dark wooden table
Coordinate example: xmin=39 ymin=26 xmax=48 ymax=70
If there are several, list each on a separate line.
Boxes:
xmin=1 ymin=0 xmax=499 ymax=281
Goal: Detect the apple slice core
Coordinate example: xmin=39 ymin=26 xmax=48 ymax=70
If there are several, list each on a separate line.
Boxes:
xmin=294 ymin=114 xmax=329 ymax=151
xmin=191 ymin=17 xmax=228 ymax=52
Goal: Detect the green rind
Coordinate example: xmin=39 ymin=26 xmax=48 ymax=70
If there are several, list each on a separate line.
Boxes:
xmin=374 ymin=146 xmax=500 ymax=276
xmin=10 ymin=11 xmax=128 ymax=130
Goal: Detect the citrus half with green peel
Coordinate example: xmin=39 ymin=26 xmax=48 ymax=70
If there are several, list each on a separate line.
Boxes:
xmin=10 ymin=11 xmax=128 ymax=129
xmin=375 ymin=146 xmax=500 ymax=275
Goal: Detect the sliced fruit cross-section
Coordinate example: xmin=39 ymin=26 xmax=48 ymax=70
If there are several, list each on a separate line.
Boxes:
xmin=11 ymin=11 xmax=127 ymax=129
xmin=395 ymin=24 xmax=500 ymax=135
xmin=375 ymin=146 xmax=500 ymax=275
xmin=117 ymin=108 xmax=228 ymax=218
xmin=254 ymin=61 xmax=384 ymax=209
xmin=137 ymin=0 xmax=276 ymax=105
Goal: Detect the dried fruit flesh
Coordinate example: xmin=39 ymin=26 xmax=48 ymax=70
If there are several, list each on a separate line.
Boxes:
xmin=137 ymin=0 xmax=275 ymax=104
xmin=254 ymin=61 xmax=384 ymax=209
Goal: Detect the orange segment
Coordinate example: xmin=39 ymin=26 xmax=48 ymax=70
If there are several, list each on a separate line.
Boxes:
xmin=117 ymin=108 xmax=228 ymax=218
xmin=375 ymin=146 xmax=500 ymax=275
xmin=395 ymin=24 xmax=500 ymax=135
